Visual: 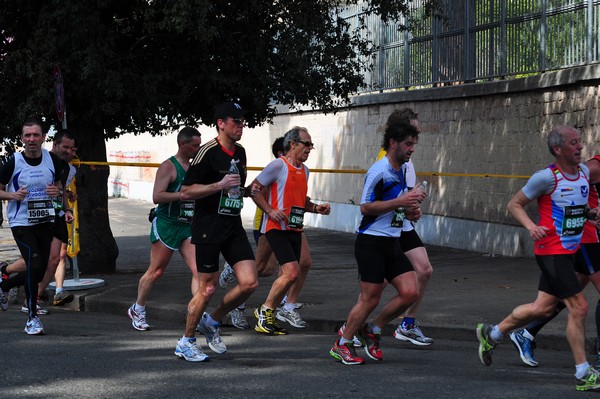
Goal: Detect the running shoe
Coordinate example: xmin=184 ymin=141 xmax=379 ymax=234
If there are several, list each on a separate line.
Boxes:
xmin=0 ymin=287 xmax=8 ymax=311
xmin=219 ymin=263 xmax=236 ymax=289
xmin=21 ymin=299 xmax=48 ymax=315
xmin=53 ymin=291 xmax=74 ymax=306
xmin=393 ymin=323 xmax=434 ymax=346
xmin=279 ymin=297 xmax=303 ymax=309
xmin=276 ymin=307 xmax=308 ymax=329
xmin=127 ymin=305 xmax=150 ymax=331
xmin=576 ymin=367 xmax=600 ymax=391
xmin=330 ymin=339 xmax=365 ymax=365
xmin=175 ymin=338 xmax=209 ymax=362
xmin=24 ymin=316 xmax=45 ymax=335
xmin=476 ymin=323 xmax=497 ymax=366
xmin=358 ymin=327 xmax=383 ymax=361
xmin=337 ymin=322 xmax=363 ymax=347
xmin=8 ymin=287 xmax=19 ymax=304
xmin=509 ymin=329 xmax=538 ymax=367
xmin=228 ymin=307 xmax=250 ymax=330
xmin=196 ymin=312 xmax=227 ymax=354
xmin=254 ymin=306 xmax=288 ymax=335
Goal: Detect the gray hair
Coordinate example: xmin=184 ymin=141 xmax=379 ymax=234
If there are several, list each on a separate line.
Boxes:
xmin=283 ymin=126 xmax=308 ymax=151
xmin=547 ymin=125 xmax=575 ymax=156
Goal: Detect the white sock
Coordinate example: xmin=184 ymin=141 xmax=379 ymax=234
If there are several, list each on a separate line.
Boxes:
xmin=490 ymin=325 xmax=502 ymax=343
xmin=283 ymin=303 xmax=296 ymax=312
xmin=522 ymin=329 xmax=535 ymax=341
xmin=55 ymin=288 xmax=64 ymax=294
xmin=576 ymin=362 xmax=591 ymax=379
xmin=134 ymin=303 xmax=145 ymax=312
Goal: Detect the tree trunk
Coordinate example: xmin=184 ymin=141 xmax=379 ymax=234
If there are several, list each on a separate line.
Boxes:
xmin=71 ymin=124 xmax=119 ymax=274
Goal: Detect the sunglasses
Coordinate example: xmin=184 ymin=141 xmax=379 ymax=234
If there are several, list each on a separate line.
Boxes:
xmin=297 ymin=140 xmax=315 ymax=148
xmin=230 ymin=117 xmax=246 ymax=126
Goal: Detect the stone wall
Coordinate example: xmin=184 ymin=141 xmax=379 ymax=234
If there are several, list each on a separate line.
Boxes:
xmin=106 ymin=64 xmax=600 ymax=257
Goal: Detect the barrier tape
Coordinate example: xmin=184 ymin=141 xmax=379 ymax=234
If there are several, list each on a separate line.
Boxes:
xmin=72 ymin=160 xmax=531 ymax=179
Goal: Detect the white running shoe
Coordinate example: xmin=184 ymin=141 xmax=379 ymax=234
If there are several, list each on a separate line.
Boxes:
xmin=394 ymin=323 xmax=433 ymax=346
xmin=24 ymin=316 xmax=45 ymax=335
xmin=196 ymin=312 xmax=227 ymax=354
xmin=21 ymin=299 xmax=49 ymax=315
xmin=175 ymin=338 xmax=209 ymax=362
xmin=276 ymin=308 xmax=308 ymax=329
xmin=0 ymin=287 xmax=8 ymax=311
xmin=8 ymin=287 xmax=19 ymax=304
xmin=228 ymin=308 xmax=250 ymax=330
xmin=218 ymin=263 xmax=236 ymax=289
xmin=127 ymin=305 xmax=150 ymax=331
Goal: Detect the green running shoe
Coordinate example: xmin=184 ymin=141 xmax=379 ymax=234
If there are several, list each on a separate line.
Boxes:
xmin=576 ymin=367 xmax=600 ymax=392
xmin=476 ymin=323 xmax=496 ymax=366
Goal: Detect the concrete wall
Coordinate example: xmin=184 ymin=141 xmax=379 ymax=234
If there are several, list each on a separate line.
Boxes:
xmin=106 ymin=64 xmax=600 ymax=257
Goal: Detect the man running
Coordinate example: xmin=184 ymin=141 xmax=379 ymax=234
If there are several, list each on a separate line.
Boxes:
xmin=175 ymin=102 xmax=258 ymax=361
xmin=476 ymin=125 xmax=600 ymax=392
xmin=127 ymin=127 xmax=202 ymax=331
xmin=0 ymin=116 xmax=67 ymax=334
xmin=330 ymin=120 xmax=426 ymax=365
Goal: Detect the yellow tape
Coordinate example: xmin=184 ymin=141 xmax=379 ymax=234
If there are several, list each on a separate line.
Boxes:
xmin=72 ymin=160 xmax=530 ymax=179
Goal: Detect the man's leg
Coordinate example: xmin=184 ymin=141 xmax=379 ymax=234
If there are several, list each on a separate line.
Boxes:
xmin=372 ymin=271 xmax=419 ymax=329
xmin=176 ymin=272 xmax=214 ymax=362
xmin=37 ymin=237 xmax=62 ymax=299
xmin=179 ymin=239 xmax=200 ymax=296
xmin=212 ymin=260 xmax=258 ymax=321
xmin=127 ymin=241 xmax=174 ymax=331
xmin=255 ymin=235 xmax=277 ymax=277
xmin=284 ymin=233 xmax=312 ymax=305
xmin=477 ymin=290 xmax=561 ymax=367
xmin=52 ymin=243 xmax=74 ymax=306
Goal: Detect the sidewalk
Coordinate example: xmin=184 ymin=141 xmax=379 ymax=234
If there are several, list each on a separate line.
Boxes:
xmin=1 ymin=197 xmax=596 ymax=352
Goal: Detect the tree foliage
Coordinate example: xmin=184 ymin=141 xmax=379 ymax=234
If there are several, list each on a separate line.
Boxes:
xmin=0 ymin=0 xmax=436 ymax=272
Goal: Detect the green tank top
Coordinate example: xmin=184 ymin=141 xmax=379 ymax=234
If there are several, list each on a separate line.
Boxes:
xmin=155 ymin=156 xmax=189 ymax=222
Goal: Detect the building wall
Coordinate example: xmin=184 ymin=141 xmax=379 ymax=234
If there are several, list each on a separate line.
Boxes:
xmin=106 ymin=64 xmax=600 ymax=257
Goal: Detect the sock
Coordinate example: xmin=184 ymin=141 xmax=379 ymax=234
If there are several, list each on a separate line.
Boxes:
xmin=283 ymin=303 xmax=297 ymax=312
xmin=205 ymin=313 xmax=220 ymax=327
xmin=261 ymin=304 xmax=273 ymax=312
xmin=238 ymin=303 xmax=246 ymax=311
xmin=134 ymin=303 xmax=145 ymax=312
xmin=370 ymin=324 xmax=382 ymax=335
xmin=576 ymin=362 xmax=591 ymax=379
xmin=339 ymin=337 xmax=352 ymax=346
xmin=55 ymin=288 xmax=64 ymax=294
xmin=281 ymin=295 xmax=288 ymax=305
xmin=401 ymin=317 xmax=415 ymax=329
xmin=180 ymin=336 xmax=193 ymax=344
xmin=522 ymin=329 xmax=535 ymax=342
xmin=490 ymin=325 xmax=502 ymax=343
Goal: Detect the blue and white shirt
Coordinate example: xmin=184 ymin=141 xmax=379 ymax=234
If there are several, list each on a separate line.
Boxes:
xmin=357 ymin=157 xmax=409 ymax=237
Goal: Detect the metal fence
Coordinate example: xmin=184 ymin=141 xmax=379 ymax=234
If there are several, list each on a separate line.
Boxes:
xmin=340 ymin=0 xmax=600 ymax=92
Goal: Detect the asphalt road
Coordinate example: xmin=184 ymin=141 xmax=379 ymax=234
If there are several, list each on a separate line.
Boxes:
xmin=0 ymin=307 xmax=592 ymax=399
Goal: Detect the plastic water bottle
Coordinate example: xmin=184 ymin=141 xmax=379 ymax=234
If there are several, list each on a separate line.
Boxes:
xmin=227 ymin=159 xmax=242 ymax=199
xmin=417 ymin=181 xmax=428 ymax=192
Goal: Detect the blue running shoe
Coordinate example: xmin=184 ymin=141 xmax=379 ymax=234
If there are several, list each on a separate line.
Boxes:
xmin=509 ymin=329 xmax=538 ymax=367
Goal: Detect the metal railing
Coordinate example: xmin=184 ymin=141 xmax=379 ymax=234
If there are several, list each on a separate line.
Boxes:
xmin=340 ymin=0 xmax=600 ymax=92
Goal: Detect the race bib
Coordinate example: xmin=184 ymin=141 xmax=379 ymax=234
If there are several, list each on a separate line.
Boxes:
xmin=218 ymin=190 xmax=243 ymax=216
xmin=288 ymin=206 xmax=305 ymax=229
xmin=28 ymin=199 xmax=55 ymax=224
xmin=391 ymin=207 xmax=405 ymax=228
xmin=561 ymin=205 xmax=586 ymax=236
xmin=178 ymin=200 xmax=195 ymax=223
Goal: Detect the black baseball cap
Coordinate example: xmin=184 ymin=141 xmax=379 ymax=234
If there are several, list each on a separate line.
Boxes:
xmin=214 ymin=102 xmax=246 ymax=122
